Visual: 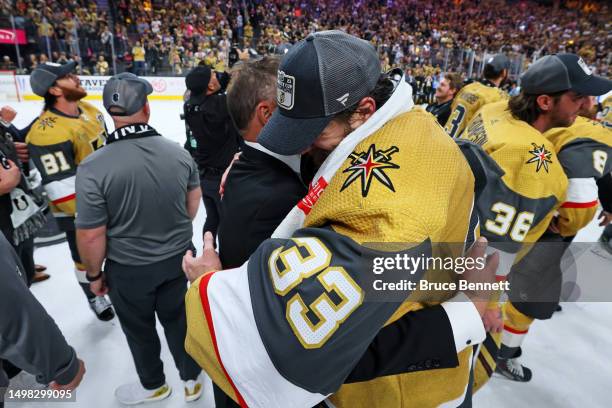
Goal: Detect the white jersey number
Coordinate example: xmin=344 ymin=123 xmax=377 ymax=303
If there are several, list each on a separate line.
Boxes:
xmin=40 ymin=151 xmax=71 ymax=175
xmin=269 ymin=237 xmax=364 ymax=349
xmin=485 ymin=202 xmax=534 ymax=242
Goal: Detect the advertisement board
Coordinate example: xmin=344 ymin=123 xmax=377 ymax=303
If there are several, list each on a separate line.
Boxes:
xmin=16 ymin=75 xmax=186 ymax=101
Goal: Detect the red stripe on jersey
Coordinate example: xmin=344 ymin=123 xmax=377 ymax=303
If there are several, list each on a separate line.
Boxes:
xmin=495 ymin=275 xmax=507 ymax=282
xmin=51 ymin=193 xmax=76 ymax=205
xmin=199 ymin=272 xmax=248 ymax=408
xmin=561 ymin=200 xmax=598 ymax=209
xmin=503 ymin=325 xmax=528 ymax=335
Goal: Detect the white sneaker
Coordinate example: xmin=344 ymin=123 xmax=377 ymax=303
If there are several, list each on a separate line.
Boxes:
xmin=115 ymin=382 xmax=171 ymax=405
xmin=184 ymin=373 xmax=204 ymax=402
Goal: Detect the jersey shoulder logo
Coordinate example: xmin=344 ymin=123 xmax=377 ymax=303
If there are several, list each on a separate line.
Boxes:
xmin=526 ymin=142 xmax=553 ymax=173
xmin=340 ymin=144 xmax=400 ymax=197
xmin=37 ymin=117 xmax=57 ymax=131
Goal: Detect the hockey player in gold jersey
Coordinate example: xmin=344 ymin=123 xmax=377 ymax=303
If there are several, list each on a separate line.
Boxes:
xmin=546 ymin=97 xmax=612 ymax=239
xmin=444 ymin=54 xmax=510 ymax=138
xmin=183 ymin=31 xmax=499 ymax=408
xmin=462 ymin=54 xmax=612 ymax=386
xmin=26 ymin=62 xmax=114 ymax=321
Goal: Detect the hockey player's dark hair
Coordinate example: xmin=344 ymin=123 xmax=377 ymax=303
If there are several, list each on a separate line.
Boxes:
xmin=333 ymin=72 xmax=395 ymax=124
xmin=226 ymin=56 xmax=280 ymax=135
xmin=483 ymin=64 xmax=505 ymax=81
xmin=43 ymin=92 xmax=57 ymax=111
xmin=508 ymin=90 xmax=564 ymax=124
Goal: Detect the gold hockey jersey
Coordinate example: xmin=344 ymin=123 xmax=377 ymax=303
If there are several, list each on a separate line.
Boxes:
xmin=184 ymin=109 xmax=481 ymax=408
xmin=545 ymin=116 xmax=612 ymax=237
xmin=26 ymin=102 xmax=106 ymax=217
xmin=444 ymin=80 xmax=508 ymax=138
xmin=308 ymin=109 xmax=479 ymax=408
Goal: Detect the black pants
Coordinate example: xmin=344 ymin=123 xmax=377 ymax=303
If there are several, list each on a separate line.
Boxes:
xmin=604 ymin=224 xmax=612 ymax=240
xmin=201 ymin=175 xmax=222 ymax=239
xmin=105 ymin=252 xmax=201 ymax=389
xmin=508 ymin=232 xmax=570 ymax=320
xmin=11 ymin=237 xmax=35 ymax=287
xmin=214 ymin=384 xmax=241 ymax=408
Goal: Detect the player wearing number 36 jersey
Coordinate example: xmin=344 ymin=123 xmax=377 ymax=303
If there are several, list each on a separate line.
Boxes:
xmin=462 ymin=53 xmax=612 ymax=386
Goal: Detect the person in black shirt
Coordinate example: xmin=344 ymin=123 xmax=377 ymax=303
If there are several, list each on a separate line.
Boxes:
xmin=219 ymin=56 xmax=307 ymax=270
xmin=426 ymin=73 xmax=463 ymax=126
xmin=183 ymin=64 xmax=243 ymax=240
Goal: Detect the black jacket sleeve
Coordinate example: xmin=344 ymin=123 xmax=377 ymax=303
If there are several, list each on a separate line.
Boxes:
xmin=597 ymin=172 xmax=612 ymax=212
xmin=345 ymin=305 xmax=459 ymax=383
xmin=0 ymin=235 xmax=80 ymax=387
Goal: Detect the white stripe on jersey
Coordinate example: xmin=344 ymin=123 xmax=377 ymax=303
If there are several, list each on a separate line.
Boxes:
xmin=206 ymin=264 xmax=328 ymax=408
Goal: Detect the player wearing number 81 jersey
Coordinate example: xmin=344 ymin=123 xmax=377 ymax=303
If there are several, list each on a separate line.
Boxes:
xmin=27 ymin=101 xmax=106 ymax=217
xmin=26 ymin=62 xmax=113 ymax=321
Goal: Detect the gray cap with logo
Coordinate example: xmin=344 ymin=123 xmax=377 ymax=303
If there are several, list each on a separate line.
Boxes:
xmin=520 ymin=53 xmax=612 ymax=96
xmin=258 ymin=30 xmax=381 ymax=155
xmin=30 ymin=61 xmax=77 ymax=97
xmin=103 ymin=73 xmax=153 ymax=116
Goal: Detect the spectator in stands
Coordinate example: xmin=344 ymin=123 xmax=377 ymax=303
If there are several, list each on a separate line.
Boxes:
xmin=95 ymin=55 xmax=109 ymax=76
xmin=7 ymin=0 xmax=612 ymax=77
xmin=145 ymin=41 xmax=160 ymax=75
xmin=0 ymin=56 xmax=15 ymax=71
xmin=132 ymin=41 xmax=146 ymax=76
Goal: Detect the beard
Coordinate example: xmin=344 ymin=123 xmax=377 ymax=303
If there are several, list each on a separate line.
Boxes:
xmin=58 ymin=84 xmax=87 ymax=101
xmin=549 ymin=109 xmax=576 ymax=129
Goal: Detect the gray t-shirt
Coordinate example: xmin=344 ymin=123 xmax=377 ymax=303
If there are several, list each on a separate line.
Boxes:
xmin=75 ymin=134 xmax=199 ymax=265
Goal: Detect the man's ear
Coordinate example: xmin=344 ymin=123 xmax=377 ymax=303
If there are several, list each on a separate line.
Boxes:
xmin=536 ymin=94 xmax=554 ymax=113
xmin=256 ymin=100 xmax=275 ymax=126
xmin=349 ymin=96 xmax=376 ymax=128
xmin=48 ymin=85 xmax=62 ymax=97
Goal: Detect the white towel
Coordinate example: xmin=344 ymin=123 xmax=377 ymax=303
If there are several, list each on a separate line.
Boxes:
xmin=272 ymin=77 xmax=415 ymax=239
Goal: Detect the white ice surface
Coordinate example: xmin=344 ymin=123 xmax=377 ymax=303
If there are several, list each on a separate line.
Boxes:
xmin=3 ymin=100 xmax=612 ymax=408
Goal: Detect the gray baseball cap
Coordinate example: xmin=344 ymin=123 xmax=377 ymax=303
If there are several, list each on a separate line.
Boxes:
xmin=520 ymin=53 xmax=612 ymax=96
xmin=485 ymin=54 xmax=511 ymax=72
xmin=30 ymin=61 xmax=77 ymax=97
xmin=103 ymin=73 xmax=153 ymax=116
xmin=258 ymin=30 xmax=381 ymax=155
